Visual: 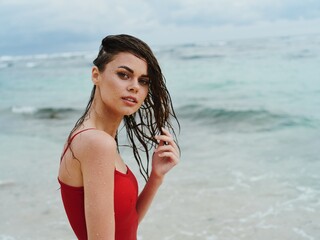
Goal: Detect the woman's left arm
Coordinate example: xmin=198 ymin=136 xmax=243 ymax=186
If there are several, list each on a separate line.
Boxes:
xmin=136 ymin=128 xmax=180 ymax=223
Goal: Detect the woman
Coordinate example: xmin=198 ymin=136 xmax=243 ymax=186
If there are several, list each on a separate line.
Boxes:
xmin=58 ymin=34 xmax=180 ymax=240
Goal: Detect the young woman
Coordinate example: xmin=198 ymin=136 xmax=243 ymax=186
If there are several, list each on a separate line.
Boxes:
xmin=58 ymin=34 xmax=180 ymax=240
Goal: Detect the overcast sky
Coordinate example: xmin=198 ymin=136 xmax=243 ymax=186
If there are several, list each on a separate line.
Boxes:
xmin=1 ymin=0 xmax=320 ymax=55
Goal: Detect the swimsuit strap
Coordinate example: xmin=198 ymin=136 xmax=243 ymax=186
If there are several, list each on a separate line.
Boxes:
xmin=60 ymin=128 xmax=96 ymax=162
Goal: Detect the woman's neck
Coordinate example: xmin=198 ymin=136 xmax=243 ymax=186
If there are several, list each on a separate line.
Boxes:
xmin=86 ymin=102 xmax=123 ymax=138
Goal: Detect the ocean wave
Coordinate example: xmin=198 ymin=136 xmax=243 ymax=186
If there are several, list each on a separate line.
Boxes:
xmin=0 ymin=51 xmax=94 ymax=62
xmin=0 ymin=235 xmax=16 ymax=240
xmin=25 ymin=62 xmax=38 ymax=68
xmin=10 ymin=106 xmax=80 ymax=119
xmin=6 ymin=104 xmax=319 ymax=128
xmin=11 ymin=106 xmax=37 ymax=114
xmin=177 ymin=104 xmax=318 ymax=132
xmin=0 ymin=180 xmax=15 ymax=188
xmin=285 ymin=49 xmax=317 ymax=60
xmin=0 ymin=51 xmax=96 ymax=70
xmin=179 ymin=54 xmax=225 ymax=60
xmin=0 ymin=62 xmax=13 ymax=69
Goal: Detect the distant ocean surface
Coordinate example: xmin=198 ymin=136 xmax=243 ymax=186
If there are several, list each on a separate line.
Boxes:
xmin=1 ymin=34 xmax=320 ymax=240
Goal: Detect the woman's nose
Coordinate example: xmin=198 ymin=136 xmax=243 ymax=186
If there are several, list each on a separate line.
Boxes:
xmin=127 ymin=80 xmax=139 ymax=93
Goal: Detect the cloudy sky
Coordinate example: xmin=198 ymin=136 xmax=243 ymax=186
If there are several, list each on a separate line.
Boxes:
xmin=1 ymin=0 xmax=320 ymax=55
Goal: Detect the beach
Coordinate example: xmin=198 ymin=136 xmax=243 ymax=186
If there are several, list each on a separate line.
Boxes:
xmin=1 ymin=34 xmax=320 ymax=239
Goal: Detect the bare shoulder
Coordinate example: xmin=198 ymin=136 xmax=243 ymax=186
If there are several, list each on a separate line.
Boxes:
xmin=66 ymin=130 xmax=118 ymax=180
xmin=73 ymin=129 xmax=116 ymax=146
xmin=72 ymin=129 xmax=118 ymax=161
xmin=68 ymin=129 xmax=118 ymax=188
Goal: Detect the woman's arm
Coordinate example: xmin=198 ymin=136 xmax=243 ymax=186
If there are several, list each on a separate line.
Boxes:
xmin=136 ymin=128 xmax=180 ymax=223
xmin=136 ymin=172 xmax=163 ymax=223
xmin=76 ymin=131 xmax=118 ymax=240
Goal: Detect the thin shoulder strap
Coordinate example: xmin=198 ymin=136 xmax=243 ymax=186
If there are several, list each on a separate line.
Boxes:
xmin=60 ymin=128 xmax=96 ymax=162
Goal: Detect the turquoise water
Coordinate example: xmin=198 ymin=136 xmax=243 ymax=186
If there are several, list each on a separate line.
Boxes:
xmin=1 ymin=34 xmax=320 ymax=239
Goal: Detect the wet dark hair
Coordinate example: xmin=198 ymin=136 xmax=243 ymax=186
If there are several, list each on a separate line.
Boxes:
xmin=68 ymin=34 xmax=180 ymax=181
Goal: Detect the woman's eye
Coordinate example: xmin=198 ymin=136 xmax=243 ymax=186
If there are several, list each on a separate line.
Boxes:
xmin=117 ymin=72 xmax=129 ymax=80
xmin=139 ymin=78 xmax=150 ymax=86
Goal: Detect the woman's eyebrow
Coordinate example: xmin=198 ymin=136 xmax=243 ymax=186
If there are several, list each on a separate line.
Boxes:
xmin=118 ymin=65 xmax=149 ymax=78
xmin=118 ymin=65 xmax=134 ymax=73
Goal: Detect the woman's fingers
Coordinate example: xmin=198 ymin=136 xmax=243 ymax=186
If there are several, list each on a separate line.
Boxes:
xmin=161 ymin=127 xmax=170 ymax=135
xmin=157 ymin=151 xmax=179 ymax=163
xmin=152 ymin=128 xmax=180 ymax=177
xmin=155 ymin=144 xmax=178 ymax=156
xmin=155 ymin=135 xmax=173 ymax=144
xmin=155 ymin=129 xmax=177 ymax=147
xmin=154 ymin=128 xmax=180 ymax=159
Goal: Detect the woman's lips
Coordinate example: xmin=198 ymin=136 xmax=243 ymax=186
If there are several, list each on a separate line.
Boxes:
xmin=122 ymin=96 xmax=138 ymax=105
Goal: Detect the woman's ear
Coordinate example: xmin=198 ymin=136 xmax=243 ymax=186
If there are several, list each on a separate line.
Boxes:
xmin=91 ymin=66 xmax=100 ymax=85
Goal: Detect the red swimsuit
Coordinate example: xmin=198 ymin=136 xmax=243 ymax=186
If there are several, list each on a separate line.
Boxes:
xmin=58 ymin=129 xmax=139 ymax=240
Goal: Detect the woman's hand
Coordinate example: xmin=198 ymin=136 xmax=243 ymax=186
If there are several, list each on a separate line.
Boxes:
xmin=152 ymin=128 xmax=180 ymax=179
xmin=136 ymin=128 xmax=179 ymax=222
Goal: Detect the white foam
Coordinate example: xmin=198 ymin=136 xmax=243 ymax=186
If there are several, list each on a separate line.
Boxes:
xmin=293 ymin=228 xmax=315 ymax=240
xmin=0 ymin=51 xmax=94 ymax=63
xmin=0 ymin=55 xmax=14 ymax=61
xmin=26 ymin=62 xmax=37 ymax=68
xmin=0 ymin=235 xmax=16 ymax=240
xmin=249 ymin=173 xmax=275 ymax=182
xmin=256 ymin=221 xmax=278 ymax=229
xmin=11 ymin=106 xmax=37 ymax=114
xmin=239 ymin=207 xmax=276 ymax=223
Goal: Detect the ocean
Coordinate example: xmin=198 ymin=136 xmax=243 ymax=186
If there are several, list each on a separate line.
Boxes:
xmin=1 ymin=34 xmax=320 ymax=240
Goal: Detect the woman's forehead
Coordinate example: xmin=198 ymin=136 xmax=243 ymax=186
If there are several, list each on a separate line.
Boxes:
xmin=108 ymin=52 xmax=148 ymax=73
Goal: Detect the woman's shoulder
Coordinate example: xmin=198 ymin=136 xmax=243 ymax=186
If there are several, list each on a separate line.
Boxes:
xmin=71 ymin=128 xmax=117 ymax=158
xmin=74 ymin=128 xmax=115 ymax=142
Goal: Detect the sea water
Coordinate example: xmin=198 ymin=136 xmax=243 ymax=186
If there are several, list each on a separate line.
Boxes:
xmin=1 ymin=34 xmax=320 ymax=239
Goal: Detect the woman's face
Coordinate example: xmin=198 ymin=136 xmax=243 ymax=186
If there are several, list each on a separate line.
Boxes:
xmin=92 ymin=52 xmax=150 ymax=117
